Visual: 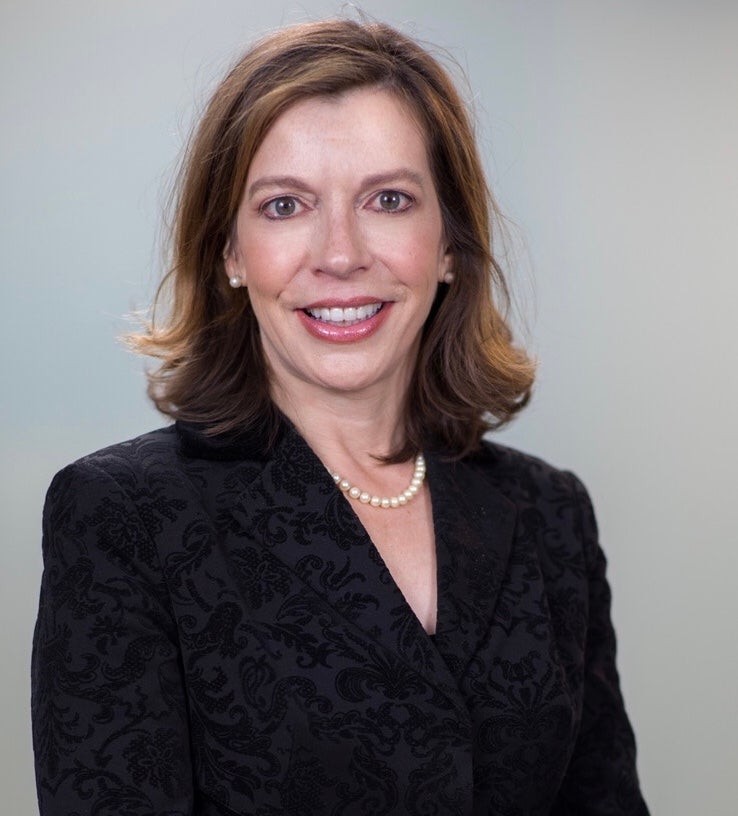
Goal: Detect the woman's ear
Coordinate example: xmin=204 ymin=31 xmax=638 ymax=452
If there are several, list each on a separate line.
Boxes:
xmin=439 ymin=250 xmax=454 ymax=284
xmin=223 ymin=239 xmax=234 ymax=270
xmin=223 ymin=241 xmax=244 ymax=289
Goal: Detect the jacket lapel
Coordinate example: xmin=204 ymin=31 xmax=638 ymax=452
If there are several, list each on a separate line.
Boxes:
xmin=184 ymin=421 xmax=517 ymax=705
xmin=426 ymin=450 xmax=517 ymax=686
xmin=224 ymin=427 xmax=470 ymax=702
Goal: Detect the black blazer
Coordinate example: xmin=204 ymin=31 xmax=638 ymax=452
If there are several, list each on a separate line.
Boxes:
xmin=32 ymin=421 xmax=648 ymax=815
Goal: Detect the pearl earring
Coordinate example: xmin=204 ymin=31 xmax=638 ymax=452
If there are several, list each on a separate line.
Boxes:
xmin=443 ymin=271 xmax=455 ymax=284
xmin=229 ymin=276 xmax=242 ymax=289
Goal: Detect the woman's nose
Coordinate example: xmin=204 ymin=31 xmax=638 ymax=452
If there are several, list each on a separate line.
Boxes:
xmin=311 ymin=206 xmax=370 ymax=278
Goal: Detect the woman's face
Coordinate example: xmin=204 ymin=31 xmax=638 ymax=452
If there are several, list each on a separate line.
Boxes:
xmin=225 ymin=86 xmax=451 ymax=406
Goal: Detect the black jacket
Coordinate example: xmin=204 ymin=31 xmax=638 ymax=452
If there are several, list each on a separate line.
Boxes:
xmin=32 ymin=421 xmax=649 ymax=815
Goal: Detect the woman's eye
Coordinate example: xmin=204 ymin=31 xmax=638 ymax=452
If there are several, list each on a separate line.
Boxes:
xmin=262 ymin=196 xmax=300 ymax=218
xmin=374 ymin=190 xmax=412 ymax=212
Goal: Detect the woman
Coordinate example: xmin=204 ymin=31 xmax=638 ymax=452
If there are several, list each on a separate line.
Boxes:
xmin=32 ymin=19 xmax=649 ymax=816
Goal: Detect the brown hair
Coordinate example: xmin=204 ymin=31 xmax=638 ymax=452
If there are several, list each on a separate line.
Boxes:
xmin=129 ymin=18 xmax=535 ymax=460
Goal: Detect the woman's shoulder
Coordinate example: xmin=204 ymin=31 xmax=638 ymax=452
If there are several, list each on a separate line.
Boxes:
xmin=60 ymin=425 xmax=181 ymax=478
xmin=470 ymin=438 xmax=600 ymax=563
xmin=41 ymin=427 xmax=193 ymax=587
xmin=44 ymin=426 xmax=188 ymax=539
xmin=44 ymin=422 xmax=265 ymax=534
xmin=468 ymin=437 xmax=589 ymax=502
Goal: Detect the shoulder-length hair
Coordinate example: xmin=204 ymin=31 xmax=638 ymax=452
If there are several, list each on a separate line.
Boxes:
xmin=129 ymin=18 xmax=535 ymax=461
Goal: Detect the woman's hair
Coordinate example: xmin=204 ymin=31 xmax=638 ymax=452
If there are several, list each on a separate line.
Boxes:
xmin=129 ymin=18 xmax=535 ymax=460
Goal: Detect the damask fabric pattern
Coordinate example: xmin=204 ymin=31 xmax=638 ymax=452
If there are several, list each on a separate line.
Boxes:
xmin=32 ymin=422 xmax=649 ymax=815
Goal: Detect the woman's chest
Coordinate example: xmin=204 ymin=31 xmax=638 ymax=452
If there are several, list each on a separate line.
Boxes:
xmin=158 ymin=498 xmax=585 ymax=815
xmin=351 ymin=487 xmax=438 ymax=634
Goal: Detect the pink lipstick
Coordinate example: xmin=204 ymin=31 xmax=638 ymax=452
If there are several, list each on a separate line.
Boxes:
xmin=298 ymin=299 xmax=391 ymax=343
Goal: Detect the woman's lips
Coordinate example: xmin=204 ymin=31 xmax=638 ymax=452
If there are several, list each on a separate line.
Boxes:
xmin=298 ymin=301 xmax=391 ymax=342
xmin=305 ymin=302 xmax=382 ymax=326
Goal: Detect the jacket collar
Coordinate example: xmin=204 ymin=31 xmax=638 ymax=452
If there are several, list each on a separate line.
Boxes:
xmin=426 ymin=451 xmax=517 ymax=684
xmin=176 ymin=418 xmax=283 ymax=462
xmin=176 ymin=420 xmax=517 ymax=703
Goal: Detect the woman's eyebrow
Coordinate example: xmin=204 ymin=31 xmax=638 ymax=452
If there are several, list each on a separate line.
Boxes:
xmin=360 ymin=168 xmax=426 ymax=189
xmin=247 ymin=175 xmax=313 ymax=198
xmin=247 ymin=168 xmax=427 ymax=200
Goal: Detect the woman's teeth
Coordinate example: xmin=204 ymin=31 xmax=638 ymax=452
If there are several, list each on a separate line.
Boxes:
xmin=305 ymin=303 xmax=382 ymax=325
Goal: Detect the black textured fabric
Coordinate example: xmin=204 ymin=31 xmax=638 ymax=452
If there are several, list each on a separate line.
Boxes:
xmin=32 ymin=422 xmax=649 ymax=815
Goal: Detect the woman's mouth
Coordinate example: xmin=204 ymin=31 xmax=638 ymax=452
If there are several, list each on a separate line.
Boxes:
xmin=303 ymin=303 xmax=383 ymax=326
xmin=298 ymin=301 xmax=390 ymax=343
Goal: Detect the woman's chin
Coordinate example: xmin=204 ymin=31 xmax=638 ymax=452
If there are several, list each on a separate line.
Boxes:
xmin=311 ymin=368 xmax=403 ymax=398
xmin=272 ymin=357 xmax=413 ymax=405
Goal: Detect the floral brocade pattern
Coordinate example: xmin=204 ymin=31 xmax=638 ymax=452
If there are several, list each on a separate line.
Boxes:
xmin=32 ymin=423 xmax=649 ymax=815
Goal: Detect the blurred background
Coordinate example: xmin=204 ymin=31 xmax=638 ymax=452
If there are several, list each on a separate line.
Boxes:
xmin=2 ymin=1 xmax=737 ymax=813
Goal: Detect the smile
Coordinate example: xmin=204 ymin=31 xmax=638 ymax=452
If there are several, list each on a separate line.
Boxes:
xmin=304 ymin=303 xmax=383 ymax=326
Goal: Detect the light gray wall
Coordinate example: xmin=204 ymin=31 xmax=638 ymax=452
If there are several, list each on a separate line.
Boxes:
xmin=3 ymin=1 xmax=737 ymax=813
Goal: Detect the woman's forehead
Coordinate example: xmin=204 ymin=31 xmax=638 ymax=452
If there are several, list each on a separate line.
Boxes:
xmin=247 ymin=87 xmax=431 ymax=181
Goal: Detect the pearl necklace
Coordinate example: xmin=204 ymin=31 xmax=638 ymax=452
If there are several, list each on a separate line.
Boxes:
xmin=329 ymin=454 xmax=426 ymax=509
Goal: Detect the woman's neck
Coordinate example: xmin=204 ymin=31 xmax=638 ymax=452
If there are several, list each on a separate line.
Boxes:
xmin=270 ymin=379 xmax=414 ymax=493
xmin=279 ymin=387 xmax=402 ymax=454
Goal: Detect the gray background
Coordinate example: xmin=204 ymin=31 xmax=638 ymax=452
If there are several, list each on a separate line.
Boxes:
xmin=3 ymin=1 xmax=737 ymax=813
